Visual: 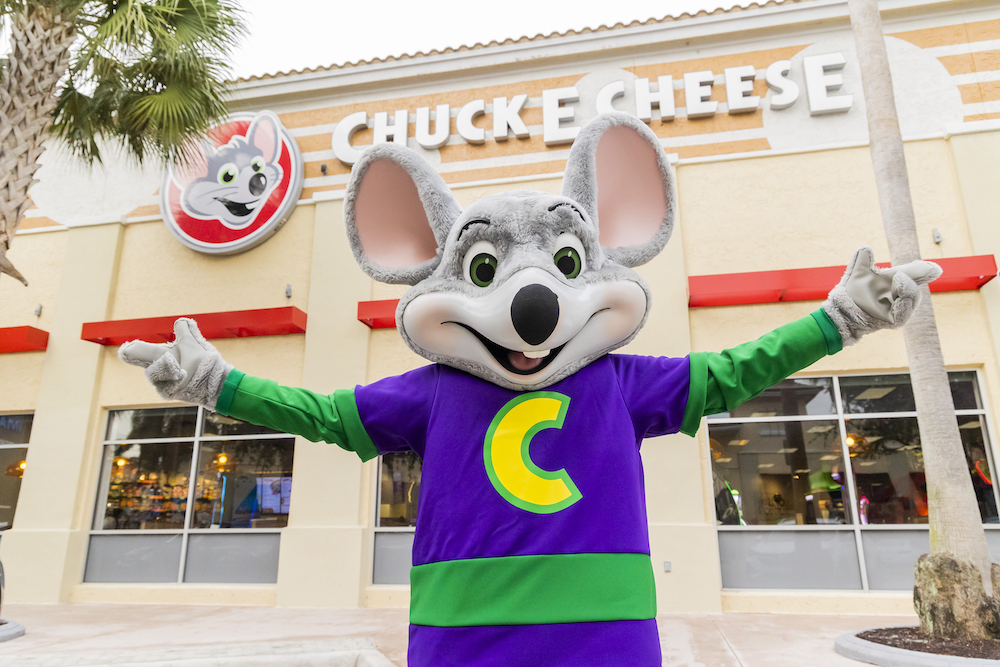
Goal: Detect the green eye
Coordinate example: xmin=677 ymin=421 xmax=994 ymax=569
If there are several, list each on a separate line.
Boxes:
xmin=217 ymin=163 xmax=238 ymax=184
xmin=554 ymin=247 xmax=582 ymax=279
xmin=470 ymin=253 xmax=498 ymax=287
xmin=251 ymin=156 xmax=265 ymax=173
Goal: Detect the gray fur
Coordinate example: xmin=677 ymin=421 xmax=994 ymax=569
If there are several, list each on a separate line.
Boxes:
xmin=560 ymin=112 xmax=676 ymax=268
xmin=822 ymin=246 xmax=942 ymax=346
xmin=118 ymin=319 xmax=233 ymax=410
xmin=341 ymin=114 xmax=676 ymax=391
xmin=344 ymin=143 xmax=463 ymax=285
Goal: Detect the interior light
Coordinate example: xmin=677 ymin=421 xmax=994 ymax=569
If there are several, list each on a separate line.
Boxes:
xmin=116 ymin=458 xmax=127 ymax=467
xmin=757 ymin=463 xmax=775 ymax=469
xmin=218 ymin=454 xmax=228 ymax=464
xmin=728 ymin=440 xmax=749 ymax=446
xmin=819 ymin=455 xmax=839 ymax=461
xmin=960 ymin=421 xmax=981 ymax=430
xmin=18 ymin=461 xmax=26 ymax=470
xmin=845 ymin=436 xmax=856 ymax=446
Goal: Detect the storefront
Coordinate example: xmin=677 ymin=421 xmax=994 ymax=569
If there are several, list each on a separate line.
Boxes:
xmin=1 ymin=0 xmax=1000 ymax=614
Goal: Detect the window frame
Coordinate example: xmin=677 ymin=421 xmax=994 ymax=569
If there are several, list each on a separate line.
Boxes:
xmin=708 ymin=368 xmax=998 ymax=592
xmin=88 ymin=404 xmax=293 ymax=585
xmin=0 ymin=412 xmax=32 ymax=530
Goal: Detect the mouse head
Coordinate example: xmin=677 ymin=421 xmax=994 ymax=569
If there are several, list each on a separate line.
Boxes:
xmin=345 ymin=113 xmax=675 ymax=391
xmin=172 ymin=112 xmax=284 ymax=229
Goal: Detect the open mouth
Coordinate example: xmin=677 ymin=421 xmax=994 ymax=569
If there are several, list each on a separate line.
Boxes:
xmin=448 ymin=323 xmax=566 ymax=375
xmin=215 ymin=198 xmax=258 ymax=217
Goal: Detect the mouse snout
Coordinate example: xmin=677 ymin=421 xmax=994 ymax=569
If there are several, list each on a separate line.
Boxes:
xmin=511 ymin=284 xmax=559 ymax=345
xmin=249 ymin=173 xmax=267 ymax=196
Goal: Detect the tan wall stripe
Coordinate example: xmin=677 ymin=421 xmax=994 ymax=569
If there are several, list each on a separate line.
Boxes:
xmin=965 ymin=112 xmax=1000 ymax=121
xmin=125 ymin=205 xmax=161 ymax=219
xmin=18 ymin=216 xmax=60 ymax=230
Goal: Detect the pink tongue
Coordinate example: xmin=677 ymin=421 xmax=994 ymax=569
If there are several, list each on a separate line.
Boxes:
xmin=508 ymin=351 xmax=543 ymax=372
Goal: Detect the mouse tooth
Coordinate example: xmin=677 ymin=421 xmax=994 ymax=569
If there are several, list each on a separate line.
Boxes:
xmin=523 ymin=349 xmax=550 ymax=359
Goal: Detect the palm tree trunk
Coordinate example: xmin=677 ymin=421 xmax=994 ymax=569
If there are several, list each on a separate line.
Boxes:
xmin=848 ymin=0 xmax=1000 ymax=639
xmin=0 ymin=6 xmax=75 ymax=287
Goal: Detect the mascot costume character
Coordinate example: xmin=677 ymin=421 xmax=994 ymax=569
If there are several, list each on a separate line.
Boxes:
xmin=121 ymin=113 xmax=941 ymax=667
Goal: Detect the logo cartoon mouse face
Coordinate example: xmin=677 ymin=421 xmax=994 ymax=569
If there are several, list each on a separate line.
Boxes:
xmin=345 ymin=113 xmax=676 ymax=391
xmin=161 ymin=111 xmax=304 ymax=255
xmin=174 ymin=113 xmax=283 ymax=229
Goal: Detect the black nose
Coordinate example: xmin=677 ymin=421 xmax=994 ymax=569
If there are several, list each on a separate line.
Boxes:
xmin=249 ymin=173 xmax=267 ymax=196
xmin=511 ymin=284 xmax=559 ymax=345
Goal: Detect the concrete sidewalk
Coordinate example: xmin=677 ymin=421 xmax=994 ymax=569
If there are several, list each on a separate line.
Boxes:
xmin=0 ymin=603 xmax=917 ymax=666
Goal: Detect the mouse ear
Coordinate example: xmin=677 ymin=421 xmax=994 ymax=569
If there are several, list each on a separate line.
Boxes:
xmin=246 ymin=112 xmax=281 ymax=163
xmin=345 ymin=143 xmax=462 ymax=285
xmin=561 ymin=113 xmax=675 ymax=268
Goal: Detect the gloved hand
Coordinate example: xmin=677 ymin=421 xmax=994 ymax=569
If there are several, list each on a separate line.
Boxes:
xmin=118 ymin=318 xmax=233 ymax=410
xmin=823 ymin=247 xmax=942 ymax=347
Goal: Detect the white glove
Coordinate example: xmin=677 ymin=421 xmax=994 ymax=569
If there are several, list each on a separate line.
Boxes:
xmin=823 ymin=247 xmax=942 ymax=347
xmin=118 ymin=318 xmax=233 ymax=410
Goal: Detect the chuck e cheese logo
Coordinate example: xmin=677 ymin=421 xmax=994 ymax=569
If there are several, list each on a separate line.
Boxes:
xmin=161 ymin=111 xmax=304 ymax=255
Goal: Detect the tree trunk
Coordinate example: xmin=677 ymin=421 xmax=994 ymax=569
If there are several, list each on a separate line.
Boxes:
xmin=0 ymin=6 xmax=76 ymax=287
xmin=848 ymin=0 xmax=998 ymax=639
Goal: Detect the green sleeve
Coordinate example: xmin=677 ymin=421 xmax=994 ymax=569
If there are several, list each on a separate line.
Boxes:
xmin=215 ymin=369 xmax=379 ymax=462
xmin=680 ymin=309 xmax=843 ymax=437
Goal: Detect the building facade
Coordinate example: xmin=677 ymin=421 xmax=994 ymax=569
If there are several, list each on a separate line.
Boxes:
xmin=2 ymin=0 xmax=1000 ymax=614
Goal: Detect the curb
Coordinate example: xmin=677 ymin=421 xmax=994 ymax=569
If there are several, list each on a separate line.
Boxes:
xmin=835 ymin=627 xmax=1000 ymax=666
xmin=0 ymin=619 xmax=26 ymax=642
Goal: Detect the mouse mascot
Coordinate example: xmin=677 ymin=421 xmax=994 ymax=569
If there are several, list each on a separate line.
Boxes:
xmin=121 ymin=113 xmax=940 ymax=667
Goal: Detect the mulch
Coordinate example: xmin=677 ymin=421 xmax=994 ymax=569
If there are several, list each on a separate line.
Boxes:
xmin=859 ymin=627 xmax=1000 ymax=660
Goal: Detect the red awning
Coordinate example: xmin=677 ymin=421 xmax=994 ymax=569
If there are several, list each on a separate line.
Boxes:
xmin=0 ymin=326 xmax=49 ymax=353
xmin=688 ymin=255 xmax=996 ymax=308
xmin=82 ymin=307 xmax=307 ymax=346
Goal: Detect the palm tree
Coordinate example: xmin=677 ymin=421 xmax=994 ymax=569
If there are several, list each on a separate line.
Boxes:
xmin=848 ymin=0 xmax=1000 ymax=640
xmin=0 ymin=0 xmax=244 ymax=286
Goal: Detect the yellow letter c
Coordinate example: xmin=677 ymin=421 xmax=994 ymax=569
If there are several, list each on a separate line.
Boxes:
xmin=483 ymin=392 xmax=582 ymax=514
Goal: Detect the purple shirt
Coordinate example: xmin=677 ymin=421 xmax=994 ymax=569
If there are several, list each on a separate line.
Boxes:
xmin=355 ymin=354 xmax=691 ymax=667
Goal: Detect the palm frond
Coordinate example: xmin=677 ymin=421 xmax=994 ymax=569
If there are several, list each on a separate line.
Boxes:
xmin=50 ymin=0 xmax=246 ymax=166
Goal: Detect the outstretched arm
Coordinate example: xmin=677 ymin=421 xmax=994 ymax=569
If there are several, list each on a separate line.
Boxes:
xmin=680 ymin=247 xmax=940 ymax=436
xmin=118 ymin=318 xmax=377 ymax=461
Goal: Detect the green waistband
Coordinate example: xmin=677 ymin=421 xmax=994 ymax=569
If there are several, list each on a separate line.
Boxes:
xmin=409 ymin=552 xmax=656 ymax=627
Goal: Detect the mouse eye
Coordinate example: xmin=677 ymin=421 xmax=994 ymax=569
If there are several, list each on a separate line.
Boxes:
xmin=553 ymin=233 xmax=586 ymax=279
xmin=250 ymin=156 xmax=265 ymax=173
xmin=217 ymin=163 xmax=238 ymax=184
xmin=463 ymin=240 xmax=499 ymax=288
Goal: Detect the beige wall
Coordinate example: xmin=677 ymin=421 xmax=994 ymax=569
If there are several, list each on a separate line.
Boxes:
xmin=2 ymin=123 xmax=999 ymax=612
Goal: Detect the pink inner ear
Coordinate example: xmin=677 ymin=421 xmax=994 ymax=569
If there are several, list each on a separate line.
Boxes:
xmin=172 ymin=144 xmax=209 ymax=188
xmin=355 ymin=160 xmax=439 ymax=269
xmin=595 ymin=126 xmax=668 ymax=249
xmin=249 ymin=116 xmax=280 ymax=162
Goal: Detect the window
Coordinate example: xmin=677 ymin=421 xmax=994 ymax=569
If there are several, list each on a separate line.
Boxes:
xmin=373 ymin=452 xmax=422 ymax=584
xmin=0 ymin=413 xmax=32 ymax=531
xmin=85 ymin=407 xmax=294 ymax=584
xmin=709 ymin=370 xmax=997 ymax=591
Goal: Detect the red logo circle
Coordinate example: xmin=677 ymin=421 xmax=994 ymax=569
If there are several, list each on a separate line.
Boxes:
xmin=160 ymin=112 xmax=303 ymax=254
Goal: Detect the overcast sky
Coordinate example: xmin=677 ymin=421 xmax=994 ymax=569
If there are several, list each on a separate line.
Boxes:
xmin=229 ymin=0 xmax=755 ymax=79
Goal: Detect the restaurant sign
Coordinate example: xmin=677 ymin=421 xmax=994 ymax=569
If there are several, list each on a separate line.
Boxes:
xmin=160 ymin=111 xmax=304 ymax=255
xmin=332 ymin=52 xmax=854 ymax=164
